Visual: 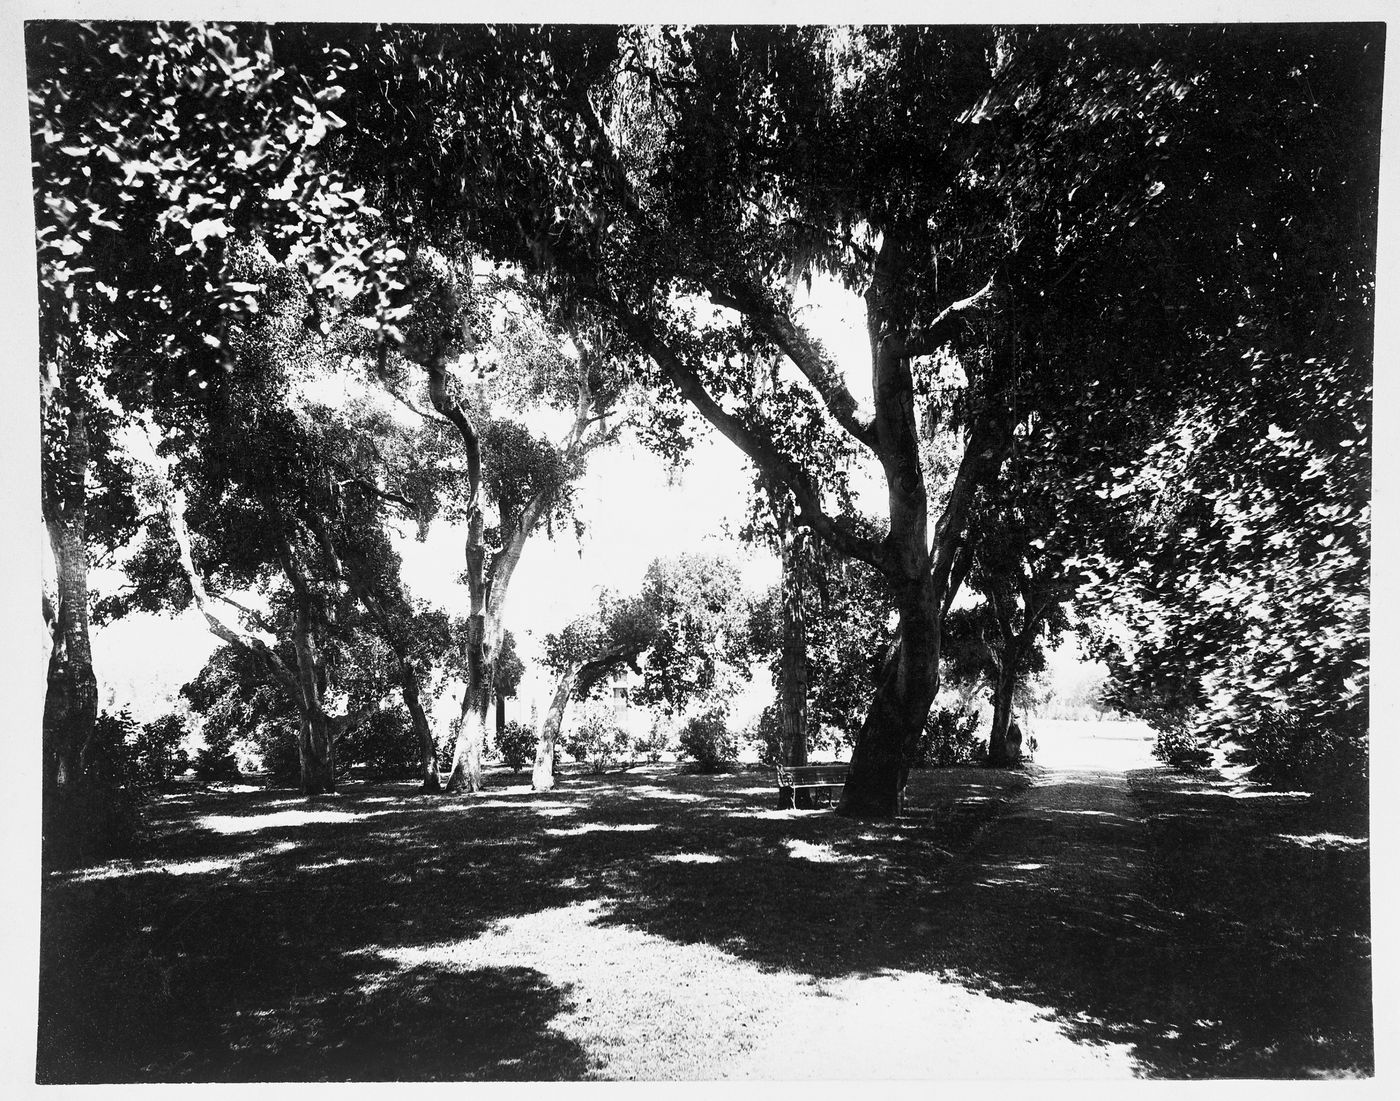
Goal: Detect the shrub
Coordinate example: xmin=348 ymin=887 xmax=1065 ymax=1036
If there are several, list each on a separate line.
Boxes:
xmin=562 ymin=703 xmax=632 ymax=773
xmin=495 ymin=719 xmax=536 ymax=772
xmin=678 ymin=707 xmax=739 ymax=773
xmin=1148 ymin=722 xmax=1215 ymax=773
xmin=1227 ymin=706 xmax=1367 ymax=803
xmin=341 ymin=707 xmax=419 ymax=780
xmin=913 ymin=704 xmax=986 ymax=768
xmin=750 ymin=703 xmax=785 ymax=767
xmin=193 ymin=720 xmax=243 ymax=781
xmin=634 ymin=715 xmax=675 ymax=764
xmin=133 ymin=714 xmax=191 ymax=789
xmin=44 ymin=710 xmax=146 ymax=868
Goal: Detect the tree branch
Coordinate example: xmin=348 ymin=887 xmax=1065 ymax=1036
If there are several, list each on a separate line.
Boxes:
xmin=902 ymin=277 xmax=997 ymax=359
xmin=591 ymin=289 xmax=887 ymax=573
xmin=339 ymin=477 xmax=417 ymax=514
xmin=708 ymin=282 xmax=877 ymax=451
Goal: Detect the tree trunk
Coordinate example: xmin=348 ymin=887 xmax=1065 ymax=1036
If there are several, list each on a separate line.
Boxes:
xmin=986 ymin=669 xmax=1021 ymax=768
xmin=400 ymin=666 xmax=440 ymax=793
xmin=43 ymin=520 xmax=98 ymax=793
xmin=446 ymin=609 xmax=493 ymax=793
xmin=778 ymin=524 xmax=813 ymax=808
xmin=496 ymin=691 xmax=507 ymax=744
xmin=532 ymin=662 xmax=579 ymax=792
xmin=41 ymin=375 xmax=102 ymax=864
xmin=299 ymin=712 xmax=336 ymax=797
xmin=838 ymin=575 xmax=942 ymax=819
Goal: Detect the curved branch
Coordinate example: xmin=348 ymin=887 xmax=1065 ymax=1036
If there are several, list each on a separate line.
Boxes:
xmin=160 ymin=481 xmax=302 ymax=703
xmin=902 ymin=277 xmax=997 ymax=359
xmin=709 ymin=283 xmax=877 ymax=451
xmin=592 ymin=290 xmax=887 ymax=574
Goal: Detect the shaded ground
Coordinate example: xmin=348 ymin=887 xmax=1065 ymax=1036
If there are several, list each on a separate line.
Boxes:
xmin=36 ymin=744 xmax=1370 ymax=1081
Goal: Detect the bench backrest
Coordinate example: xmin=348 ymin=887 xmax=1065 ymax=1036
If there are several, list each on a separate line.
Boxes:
xmin=775 ymin=764 xmax=849 ymax=786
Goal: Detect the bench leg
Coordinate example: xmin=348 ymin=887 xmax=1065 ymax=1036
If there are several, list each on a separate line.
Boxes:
xmin=778 ymin=785 xmax=795 ymax=810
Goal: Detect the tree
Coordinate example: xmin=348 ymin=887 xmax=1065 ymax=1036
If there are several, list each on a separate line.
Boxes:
xmin=110 ymin=244 xmax=469 ymax=797
xmin=369 ymin=260 xmax=636 ymax=793
xmin=745 ymin=494 xmax=894 ymax=792
xmin=306 ymin=24 xmax=1374 ymax=816
xmin=494 ymin=631 xmax=525 ymax=745
xmin=533 ymin=553 xmax=753 ymax=790
xmin=30 ymin=21 xmax=385 ymax=855
xmin=1080 ymin=28 xmax=1380 ymax=795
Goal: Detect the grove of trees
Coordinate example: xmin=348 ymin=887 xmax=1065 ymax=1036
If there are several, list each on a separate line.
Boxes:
xmin=31 ymin=22 xmax=1377 ymax=863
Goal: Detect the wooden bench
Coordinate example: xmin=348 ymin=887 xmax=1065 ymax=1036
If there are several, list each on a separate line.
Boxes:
xmin=774 ymin=764 xmax=849 ymax=809
xmin=774 ymin=763 xmax=908 ymax=813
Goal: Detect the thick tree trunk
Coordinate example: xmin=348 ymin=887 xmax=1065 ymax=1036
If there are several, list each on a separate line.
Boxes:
xmin=41 ymin=376 xmax=103 ymax=864
xmin=446 ymin=610 xmax=493 ymax=793
xmin=43 ymin=520 xmax=98 ymax=794
xmin=298 ymin=712 xmax=336 ymax=797
xmin=986 ymin=671 xmax=1021 ymax=768
xmin=532 ymin=662 xmax=579 ymax=792
xmin=838 ymin=576 xmax=942 ymax=818
xmin=400 ymin=666 xmax=440 ymax=793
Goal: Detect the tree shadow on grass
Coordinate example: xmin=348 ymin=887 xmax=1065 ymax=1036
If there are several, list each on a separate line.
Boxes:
xmin=37 ymin=764 xmax=1370 ymax=1080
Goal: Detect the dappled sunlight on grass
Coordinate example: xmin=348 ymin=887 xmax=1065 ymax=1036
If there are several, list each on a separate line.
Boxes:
xmin=622 ymin=785 xmax=706 ymax=802
xmin=198 ymin=807 xmax=369 ymax=834
xmin=784 ymin=839 xmax=866 ymax=864
xmin=654 ymin=852 xmax=725 ymax=865
xmin=38 ymin=760 xmax=1370 ymax=1081
xmin=543 ymin=823 xmax=659 ymax=837
xmin=52 ymin=839 xmax=300 ymax=883
xmin=471 ymin=798 xmax=577 ymax=816
xmin=724 ymin=806 xmax=828 ymax=820
xmin=1278 ymin=833 xmax=1367 ymax=849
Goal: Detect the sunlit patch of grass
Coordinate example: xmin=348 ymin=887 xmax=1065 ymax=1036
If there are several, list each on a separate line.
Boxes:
xmin=784 ymin=839 xmax=867 ymax=864
xmin=655 ymin=853 xmax=724 ymax=864
xmin=37 ymin=760 xmax=1369 ymax=1081
xmin=1277 ymin=833 xmax=1367 ymax=849
xmin=543 ymin=823 xmax=658 ymax=837
xmin=198 ymin=808 xmax=367 ymax=834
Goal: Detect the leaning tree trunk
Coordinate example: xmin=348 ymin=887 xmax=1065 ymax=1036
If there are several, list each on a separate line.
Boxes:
xmin=43 ymin=519 xmax=98 ymax=795
xmin=532 ymin=662 xmax=580 ymax=792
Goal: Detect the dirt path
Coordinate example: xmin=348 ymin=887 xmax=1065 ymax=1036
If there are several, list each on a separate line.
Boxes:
xmin=956 ymin=766 xmax=1158 ymax=936
xmin=729 ymin=763 xmax=1163 ymax=1079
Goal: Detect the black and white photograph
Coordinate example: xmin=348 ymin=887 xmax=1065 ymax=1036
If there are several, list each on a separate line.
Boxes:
xmin=5 ymin=2 xmax=1390 ymax=1085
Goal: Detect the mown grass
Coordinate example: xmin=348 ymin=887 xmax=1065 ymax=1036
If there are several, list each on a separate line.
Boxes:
xmin=35 ymin=759 xmax=1369 ymax=1081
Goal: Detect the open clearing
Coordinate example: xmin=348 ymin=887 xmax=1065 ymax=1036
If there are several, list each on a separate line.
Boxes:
xmin=38 ymin=723 xmax=1370 ymax=1081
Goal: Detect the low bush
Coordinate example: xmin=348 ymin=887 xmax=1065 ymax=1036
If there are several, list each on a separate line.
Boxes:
xmin=43 ymin=710 xmax=146 ymax=868
xmin=133 ymin=714 xmax=191 ymax=789
xmin=495 ymin=719 xmax=536 ymax=772
xmin=562 ymin=704 xmax=632 ymax=773
xmin=913 ymin=704 xmax=986 ymax=767
xmin=1227 ymin=706 xmax=1367 ymax=804
xmin=678 ymin=707 xmax=739 ymax=773
xmin=634 ymin=715 xmax=675 ymax=764
xmin=1153 ymin=722 xmax=1209 ymax=773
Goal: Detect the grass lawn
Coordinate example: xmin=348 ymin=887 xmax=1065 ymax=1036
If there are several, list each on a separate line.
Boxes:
xmin=35 ymin=757 xmax=1370 ymax=1081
